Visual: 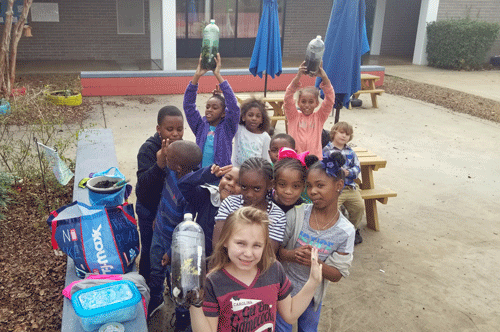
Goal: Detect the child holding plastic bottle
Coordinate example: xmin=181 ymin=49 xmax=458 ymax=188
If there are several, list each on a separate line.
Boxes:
xmin=147 ymin=140 xmax=202 ymax=329
xmin=183 ymin=53 xmax=240 ymax=168
xmin=231 ymin=98 xmax=272 ymax=167
xmin=283 ymin=61 xmax=334 ymax=159
xmin=189 ymin=206 xmax=323 ymax=332
xmin=323 ymin=121 xmax=364 ymax=245
xmin=178 ymin=164 xmax=240 ymax=258
xmin=135 ymin=106 xmax=184 ymax=284
xmin=276 ymin=151 xmax=355 ymax=332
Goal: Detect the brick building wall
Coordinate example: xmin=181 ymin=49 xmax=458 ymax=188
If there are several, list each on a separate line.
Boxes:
xmin=17 ymin=0 xmax=150 ymax=61
xmin=437 ymin=0 xmax=500 ymax=58
xmin=380 ymin=0 xmax=421 ymax=57
xmin=282 ymin=0 xmax=332 ymax=58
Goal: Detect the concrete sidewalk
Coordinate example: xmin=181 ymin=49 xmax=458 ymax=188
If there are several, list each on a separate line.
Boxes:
xmin=83 ymin=65 xmax=500 ymax=331
xmin=385 ymin=65 xmax=500 ymax=103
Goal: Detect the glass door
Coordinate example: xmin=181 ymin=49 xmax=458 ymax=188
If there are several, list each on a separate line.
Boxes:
xmin=176 ymin=0 xmax=285 ymax=58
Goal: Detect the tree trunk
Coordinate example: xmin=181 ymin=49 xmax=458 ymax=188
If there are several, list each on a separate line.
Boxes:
xmin=0 ymin=0 xmax=14 ymax=96
xmin=10 ymin=0 xmax=33 ymax=88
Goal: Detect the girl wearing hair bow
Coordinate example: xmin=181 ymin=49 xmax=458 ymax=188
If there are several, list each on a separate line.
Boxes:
xmin=276 ymin=150 xmax=355 ymax=332
xmin=272 ymin=147 xmax=318 ymax=213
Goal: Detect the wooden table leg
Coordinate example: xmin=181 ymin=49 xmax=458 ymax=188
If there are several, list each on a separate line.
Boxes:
xmin=360 ymin=166 xmax=375 ymax=190
xmin=371 ymin=93 xmax=379 ymax=108
xmin=365 ymin=199 xmax=380 ymax=231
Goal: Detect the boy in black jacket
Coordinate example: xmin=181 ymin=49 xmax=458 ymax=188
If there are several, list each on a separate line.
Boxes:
xmin=135 ymin=106 xmax=184 ymax=284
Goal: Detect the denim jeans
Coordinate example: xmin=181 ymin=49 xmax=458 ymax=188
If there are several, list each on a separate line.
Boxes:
xmin=148 ymin=228 xmax=191 ymax=329
xmin=136 ymin=201 xmax=155 ymax=284
xmin=275 ymin=300 xmax=322 ymax=332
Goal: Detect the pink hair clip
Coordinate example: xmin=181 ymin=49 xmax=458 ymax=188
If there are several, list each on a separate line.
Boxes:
xmin=278 ymin=147 xmax=310 ymax=167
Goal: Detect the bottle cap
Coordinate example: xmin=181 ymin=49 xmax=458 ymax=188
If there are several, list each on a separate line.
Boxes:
xmin=210 ymin=19 xmax=215 ymax=24
xmin=184 ymin=213 xmax=193 ymax=220
xmin=316 ymin=35 xmax=322 ymax=39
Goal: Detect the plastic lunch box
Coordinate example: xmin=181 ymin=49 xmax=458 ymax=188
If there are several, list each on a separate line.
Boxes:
xmin=71 ymin=280 xmax=141 ymax=331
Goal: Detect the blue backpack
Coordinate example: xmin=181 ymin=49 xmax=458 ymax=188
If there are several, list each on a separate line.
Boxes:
xmin=47 ymin=201 xmax=140 ymax=278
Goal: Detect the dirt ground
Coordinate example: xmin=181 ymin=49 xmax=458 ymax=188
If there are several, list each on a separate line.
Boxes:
xmin=1 ymin=72 xmax=500 ymax=331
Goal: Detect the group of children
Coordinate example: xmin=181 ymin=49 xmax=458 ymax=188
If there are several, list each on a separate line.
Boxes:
xmin=135 ymin=54 xmax=364 ymax=332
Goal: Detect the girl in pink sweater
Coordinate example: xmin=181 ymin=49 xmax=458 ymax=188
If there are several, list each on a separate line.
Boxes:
xmin=283 ymin=62 xmax=334 ymax=159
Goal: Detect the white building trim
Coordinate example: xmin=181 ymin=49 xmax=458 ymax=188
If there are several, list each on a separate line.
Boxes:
xmin=413 ymin=0 xmax=440 ymax=65
xmin=370 ymin=0 xmax=386 ymax=55
xmin=163 ymin=0 xmax=177 ymax=71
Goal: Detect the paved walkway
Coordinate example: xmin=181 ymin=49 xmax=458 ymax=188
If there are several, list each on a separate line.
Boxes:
xmin=80 ymin=64 xmax=500 ymax=331
xmin=385 ymin=65 xmax=500 ymax=103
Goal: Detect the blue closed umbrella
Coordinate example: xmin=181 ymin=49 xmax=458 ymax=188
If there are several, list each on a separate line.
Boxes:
xmin=316 ymin=0 xmax=370 ymax=122
xmin=249 ymin=0 xmax=282 ymax=96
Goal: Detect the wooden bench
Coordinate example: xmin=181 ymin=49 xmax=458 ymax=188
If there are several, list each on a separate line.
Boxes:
xmin=355 ymin=150 xmax=397 ymax=231
xmin=351 ymin=74 xmax=385 ymax=108
xmin=61 ymin=128 xmax=147 ymax=332
xmin=360 ymin=187 xmax=397 ymax=231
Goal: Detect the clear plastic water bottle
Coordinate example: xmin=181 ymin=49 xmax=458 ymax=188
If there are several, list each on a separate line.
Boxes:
xmin=201 ymin=19 xmax=220 ymax=70
xmin=170 ymin=213 xmax=206 ymax=308
xmin=304 ymin=35 xmax=325 ymax=76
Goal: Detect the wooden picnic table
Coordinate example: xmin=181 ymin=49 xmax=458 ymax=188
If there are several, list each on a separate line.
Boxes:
xmin=351 ymin=73 xmax=385 ymax=108
xmin=354 ymin=147 xmax=397 ymax=231
xmin=235 ymin=93 xmax=287 ymax=133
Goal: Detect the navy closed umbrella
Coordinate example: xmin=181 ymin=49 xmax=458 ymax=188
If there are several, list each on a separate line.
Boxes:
xmin=316 ymin=0 xmax=370 ymax=122
xmin=249 ymin=0 xmax=282 ymax=96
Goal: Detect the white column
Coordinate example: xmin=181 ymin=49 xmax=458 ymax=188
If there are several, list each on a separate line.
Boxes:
xmin=370 ymin=0 xmax=387 ymax=55
xmin=413 ymin=0 xmax=440 ymax=65
xmin=162 ymin=0 xmax=177 ymax=71
xmin=150 ymin=0 xmax=162 ymax=61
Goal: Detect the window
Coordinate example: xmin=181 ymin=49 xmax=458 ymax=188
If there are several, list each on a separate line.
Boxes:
xmin=117 ymin=0 xmax=145 ymax=34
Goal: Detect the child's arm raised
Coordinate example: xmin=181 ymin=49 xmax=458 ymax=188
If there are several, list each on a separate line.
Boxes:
xmin=192 ymin=54 xmax=209 ymax=85
xmin=283 ymin=62 xmax=307 ymax=119
xmin=315 ymin=63 xmax=335 ymax=122
xmin=277 ymin=247 xmax=322 ymax=324
xmin=183 ymin=55 xmax=206 ymax=135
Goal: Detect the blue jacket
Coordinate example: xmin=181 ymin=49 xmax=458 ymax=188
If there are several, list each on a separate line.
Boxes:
xmin=154 ymin=168 xmax=192 ymax=258
xmin=183 ymin=80 xmax=240 ymax=167
xmin=178 ymin=166 xmax=220 ymax=257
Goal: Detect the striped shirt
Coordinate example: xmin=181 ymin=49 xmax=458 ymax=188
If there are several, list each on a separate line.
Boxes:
xmin=203 ymin=261 xmax=292 ymax=331
xmin=215 ymin=195 xmax=287 ymax=243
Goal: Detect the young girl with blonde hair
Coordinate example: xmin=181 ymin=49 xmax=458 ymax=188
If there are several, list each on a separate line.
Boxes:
xmin=189 ymin=206 xmax=323 ymax=332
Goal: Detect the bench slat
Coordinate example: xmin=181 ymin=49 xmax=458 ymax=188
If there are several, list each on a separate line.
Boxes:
xmin=62 ymin=128 xmax=148 ymax=332
xmin=360 ymin=187 xmax=397 ymax=202
xmin=354 ymin=89 xmax=384 ymax=94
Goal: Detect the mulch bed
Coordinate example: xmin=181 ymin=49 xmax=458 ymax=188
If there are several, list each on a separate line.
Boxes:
xmin=1 ymin=71 xmax=499 ymax=331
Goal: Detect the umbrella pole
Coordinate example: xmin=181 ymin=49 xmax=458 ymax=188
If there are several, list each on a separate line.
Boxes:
xmin=334 ymin=102 xmax=342 ymax=124
xmin=264 ymin=72 xmax=268 ymax=97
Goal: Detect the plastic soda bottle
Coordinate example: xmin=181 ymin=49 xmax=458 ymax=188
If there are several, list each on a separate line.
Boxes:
xmin=201 ymin=19 xmax=220 ymax=70
xmin=170 ymin=213 xmax=206 ymax=308
xmin=304 ymin=35 xmax=325 ymax=76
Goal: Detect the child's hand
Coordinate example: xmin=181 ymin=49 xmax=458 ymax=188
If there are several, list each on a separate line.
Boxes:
xmin=211 ymin=164 xmax=233 ymax=177
xmin=293 ymin=244 xmax=313 ymax=265
xmin=309 ymin=247 xmax=323 ymax=285
xmin=343 ymin=168 xmax=349 ymax=177
xmin=213 ymin=53 xmax=221 ymax=75
xmin=194 ymin=54 xmax=209 ymax=79
xmin=161 ymin=252 xmax=170 ymax=266
xmin=297 ymin=61 xmax=307 ymax=78
xmin=156 ymin=138 xmax=170 ymax=169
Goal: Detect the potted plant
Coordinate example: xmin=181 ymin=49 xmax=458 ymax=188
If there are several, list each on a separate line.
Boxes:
xmin=45 ymin=89 xmax=82 ymax=106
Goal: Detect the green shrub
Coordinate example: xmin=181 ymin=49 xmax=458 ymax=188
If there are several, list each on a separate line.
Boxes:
xmin=0 ymin=172 xmax=16 ymax=220
xmin=426 ymin=19 xmax=500 ymax=70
